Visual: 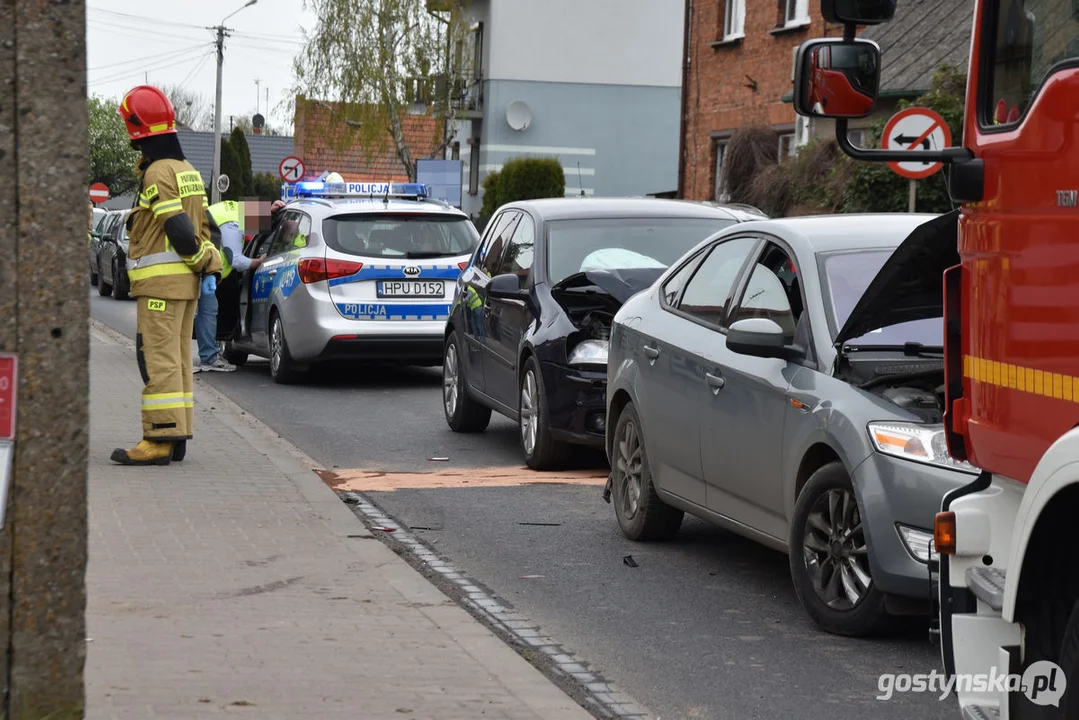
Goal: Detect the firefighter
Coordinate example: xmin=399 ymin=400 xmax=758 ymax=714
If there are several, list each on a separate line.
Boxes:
xmin=110 ymin=85 xmax=222 ymax=466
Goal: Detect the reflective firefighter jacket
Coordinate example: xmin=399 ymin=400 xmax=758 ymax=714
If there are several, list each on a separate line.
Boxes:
xmin=126 ymin=158 xmax=222 ymax=300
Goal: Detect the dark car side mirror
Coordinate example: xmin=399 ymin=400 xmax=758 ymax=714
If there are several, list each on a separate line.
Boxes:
xmin=487 ymin=272 xmax=526 ymax=299
xmin=726 ymin=318 xmax=804 ymax=361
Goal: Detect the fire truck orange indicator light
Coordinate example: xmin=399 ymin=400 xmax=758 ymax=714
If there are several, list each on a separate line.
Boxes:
xmin=935 ymin=512 xmax=956 ymax=555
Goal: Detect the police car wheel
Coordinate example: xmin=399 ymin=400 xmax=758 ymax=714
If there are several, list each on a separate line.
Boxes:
xmin=443 ymin=331 xmax=490 ymax=433
xmin=269 ymin=312 xmax=300 ymax=384
xmin=519 ymin=356 xmax=572 ymax=470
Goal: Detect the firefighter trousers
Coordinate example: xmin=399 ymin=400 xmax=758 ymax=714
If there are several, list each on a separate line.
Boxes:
xmin=135 ymin=296 xmax=197 ymax=441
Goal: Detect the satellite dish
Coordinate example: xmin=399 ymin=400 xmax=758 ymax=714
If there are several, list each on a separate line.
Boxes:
xmin=506 ymin=100 xmax=532 ymax=131
xmin=217 ymin=174 xmax=230 ymax=193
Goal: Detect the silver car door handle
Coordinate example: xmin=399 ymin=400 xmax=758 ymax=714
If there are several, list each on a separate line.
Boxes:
xmin=642 ymin=345 xmax=660 ymax=360
xmin=705 ymin=372 xmax=725 ymax=393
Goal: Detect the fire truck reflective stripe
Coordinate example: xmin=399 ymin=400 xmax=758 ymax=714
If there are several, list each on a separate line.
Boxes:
xmin=963 ymin=355 xmax=1078 ymax=403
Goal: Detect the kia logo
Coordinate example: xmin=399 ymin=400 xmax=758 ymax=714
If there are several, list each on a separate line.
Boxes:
xmin=403 ymin=265 xmax=421 ymax=277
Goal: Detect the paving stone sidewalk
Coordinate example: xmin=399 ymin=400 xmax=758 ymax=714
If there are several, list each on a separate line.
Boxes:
xmin=86 ymin=324 xmax=594 ymax=720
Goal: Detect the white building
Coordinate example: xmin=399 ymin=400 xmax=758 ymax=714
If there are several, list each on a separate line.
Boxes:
xmin=445 ymin=0 xmax=686 ymax=218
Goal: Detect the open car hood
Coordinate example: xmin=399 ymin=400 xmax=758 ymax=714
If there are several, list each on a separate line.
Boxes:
xmin=550 ymin=268 xmax=666 ymax=307
xmin=833 ymin=210 xmax=960 ymax=347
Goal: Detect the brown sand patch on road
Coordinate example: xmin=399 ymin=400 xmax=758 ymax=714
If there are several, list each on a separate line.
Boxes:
xmin=316 ymin=466 xmax=608 ymax=492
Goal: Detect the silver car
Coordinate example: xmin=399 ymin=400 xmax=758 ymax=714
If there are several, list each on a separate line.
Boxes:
xmin=224 ymin=182 xmax=481 ymax=383
xmin=603 ymin=212 xmax=979 ymax=636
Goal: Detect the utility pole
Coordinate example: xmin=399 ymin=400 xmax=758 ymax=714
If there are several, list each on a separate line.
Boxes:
xmin=208 ymin=0 xmax=258 ymax=204
xmin=211 ymin=25 xmax=226 ymax=203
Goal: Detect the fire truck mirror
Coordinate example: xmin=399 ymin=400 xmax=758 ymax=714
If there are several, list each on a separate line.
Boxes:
xmin=793 ymin=39 xmax=881 ymax=120
xmin=821 ymin=0 xmax=897 ymax=25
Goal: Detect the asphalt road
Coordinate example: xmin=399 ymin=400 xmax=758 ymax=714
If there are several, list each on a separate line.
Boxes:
xmin=92 ymin=288 xmax=954 ymax=720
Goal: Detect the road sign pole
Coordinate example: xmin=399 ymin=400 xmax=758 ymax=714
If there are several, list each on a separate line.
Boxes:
xmin=909 ymin=179 xmax=916 ymax=213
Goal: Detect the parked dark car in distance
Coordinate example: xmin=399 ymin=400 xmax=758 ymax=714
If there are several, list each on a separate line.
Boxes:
xmin=441 ymin=197 xmax=766 ymax=469
xmin=95 ymin=209 xmax=131 ymax=300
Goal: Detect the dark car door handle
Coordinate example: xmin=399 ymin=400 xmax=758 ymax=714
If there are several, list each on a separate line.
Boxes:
xmin=642 ymin=345 xmax=660 ymax=360
xmin=705 ymin=373 xmax=725 ymax=393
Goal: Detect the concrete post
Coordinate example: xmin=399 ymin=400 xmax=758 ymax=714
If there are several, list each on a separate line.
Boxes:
xmin=0 ymin=2 xmax=89 ymax=718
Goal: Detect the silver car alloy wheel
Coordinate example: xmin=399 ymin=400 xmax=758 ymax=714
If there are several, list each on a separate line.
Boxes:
xmin=520 ymin=370 xmax=538 ymax=455
xmin=271 ymin=317 xmax=283 ymax=375
xmin=802 ymin=488 xmax=871 ymax=610
xmin=444 ymin=343 xmax=459 ymax=418
xmin=616 ymin=418 xmax=643 ymax=519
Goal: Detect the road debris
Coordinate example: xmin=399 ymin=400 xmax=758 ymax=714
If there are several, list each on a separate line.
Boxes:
xmin=623 ymin=555 xmax=638 ymax=568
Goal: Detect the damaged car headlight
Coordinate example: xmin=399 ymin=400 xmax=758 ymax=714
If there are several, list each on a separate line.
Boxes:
xmin=568 ymin=339 xmax=608 ymax=367
xmin=867 ymin=422 xmax=980 ymax=474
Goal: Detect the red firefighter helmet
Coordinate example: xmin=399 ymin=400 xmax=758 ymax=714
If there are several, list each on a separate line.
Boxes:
xmin=117 ymin=85 xmax=177 ymax=141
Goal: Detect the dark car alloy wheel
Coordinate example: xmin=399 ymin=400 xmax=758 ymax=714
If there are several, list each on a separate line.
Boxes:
xmin=802 ymin=488 xmax=872 ymax=609
xmin=442 ymin=332 xmax=491 ymax=433
xmin=789 ymin=461 xmax=890 ymax=636
xmin=610 ymin=402 xmax=682 ymax=541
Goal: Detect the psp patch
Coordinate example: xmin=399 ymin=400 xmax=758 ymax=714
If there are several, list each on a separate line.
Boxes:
xmin=147 ymin=299 xmax=167 ymax=312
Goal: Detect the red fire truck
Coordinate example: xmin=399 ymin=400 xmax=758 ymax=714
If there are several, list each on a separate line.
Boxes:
xmin=793 ymin=1 xmax=1079 ymax=717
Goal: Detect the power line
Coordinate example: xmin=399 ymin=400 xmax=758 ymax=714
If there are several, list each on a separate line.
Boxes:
xmin=178 ymin=49 xmax=215 ymax=90
xmin=89 ymin=51 xmax=209 ymax=87
xmin=87 ymin=42 xmax=209 ymax=73
xmin=89 ymin=8 xmax=208 ymax=31
xmin=87 ymin=17 xmax=211 ymax=44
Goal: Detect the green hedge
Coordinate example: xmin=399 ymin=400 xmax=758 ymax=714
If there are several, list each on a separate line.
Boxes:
xmin=480 ymin=156 xmax=565 ymax=223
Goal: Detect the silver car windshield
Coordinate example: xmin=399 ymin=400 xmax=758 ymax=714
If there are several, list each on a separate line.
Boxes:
xmin=820 ymin=249 xmax=943 ymax=347
xmin=545 ymin=217 xmax=733 ymax=286
xmin=322 ymin=214 xmax=478 ymax=259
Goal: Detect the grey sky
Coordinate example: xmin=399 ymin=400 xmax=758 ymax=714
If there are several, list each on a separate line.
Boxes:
xmin=87 ymin=0 xmax=317 ymax=134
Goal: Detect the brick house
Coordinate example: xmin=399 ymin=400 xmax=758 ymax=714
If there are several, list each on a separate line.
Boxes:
xmin=678 ymin=0 xmax=847 ymax=201
xmin=292 ymin=95 xmax=441 ymax=182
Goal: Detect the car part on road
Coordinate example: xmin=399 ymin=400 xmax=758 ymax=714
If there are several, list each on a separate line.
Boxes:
xmin=789 ymin=461 xmax=891 ymax=636
xmin=270 ymin=313 xmax=301 ymax=384
xmin=610 ymin=402 xmax=684 ymax=541
xmin=442 ymin=331 xmax=491 ymax=432
xmin=519 ymin=356 xmax=571 ymax=470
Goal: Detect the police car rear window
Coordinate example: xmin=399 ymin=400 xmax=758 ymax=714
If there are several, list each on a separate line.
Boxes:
xmin=322 ymin=214 xmax=477 ymax=259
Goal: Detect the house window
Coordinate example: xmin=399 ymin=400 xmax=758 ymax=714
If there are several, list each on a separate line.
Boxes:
xmin=781 ymin=0 xmax=811 ymax=27
xmin=714 ymin=139 xmax=730 ymax=201
xmin=722 ymin=0 xmax=746 ymax=40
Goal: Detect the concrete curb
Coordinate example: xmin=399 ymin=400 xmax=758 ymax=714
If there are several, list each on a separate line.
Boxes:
xmin=90 ymin=320 xmax=596 ymax=719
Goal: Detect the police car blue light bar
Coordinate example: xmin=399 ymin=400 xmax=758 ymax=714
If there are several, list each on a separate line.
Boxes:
xmin=293 ymin=181 xmax=430 ymax=199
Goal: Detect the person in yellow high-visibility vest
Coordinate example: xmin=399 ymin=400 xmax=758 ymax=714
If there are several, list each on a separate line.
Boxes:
xmin=195 ymin=199 xmax=264 ymax=371
xmin=111 ymin=85 xmax=222 ymax=466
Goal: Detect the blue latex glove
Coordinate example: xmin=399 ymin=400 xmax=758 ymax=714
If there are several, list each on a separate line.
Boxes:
xmin=201 ymin=274 xmax=217 ymax=295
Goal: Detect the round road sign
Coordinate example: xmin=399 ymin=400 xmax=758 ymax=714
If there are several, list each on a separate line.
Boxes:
xmin=88 ymin=182 xmax=109 ymax=204
xmin=279 ymin=156 xmax=306 ymax=183
xmin=881 ymin=107 xmax=952 ymax=180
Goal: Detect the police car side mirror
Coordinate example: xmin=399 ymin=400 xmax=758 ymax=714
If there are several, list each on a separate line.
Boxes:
xmin=487 ymin=272 xmax=527 ymax=299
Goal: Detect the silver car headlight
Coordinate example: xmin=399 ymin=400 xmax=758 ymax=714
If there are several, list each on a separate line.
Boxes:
xmin=867 ymin=422 xmax=980 ymax=474
xmin=568 ymin=339 xmax=608 ymax=367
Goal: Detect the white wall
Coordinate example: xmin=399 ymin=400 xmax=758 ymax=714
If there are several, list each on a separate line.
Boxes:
xmin=472 ymin=0 xmax=685 ymax=88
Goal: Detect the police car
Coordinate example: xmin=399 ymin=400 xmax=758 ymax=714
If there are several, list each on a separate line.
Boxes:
xmin=223 ymin=181 xmax=481 ymax=383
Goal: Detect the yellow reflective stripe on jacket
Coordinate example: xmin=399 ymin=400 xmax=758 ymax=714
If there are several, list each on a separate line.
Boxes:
xmin=181 ymin=240 xmax=210 ymax=267
xmin=128 ymin=263 xmax=194 ymax=282
xmin=153 ymin=198 xmax=184 ymax=218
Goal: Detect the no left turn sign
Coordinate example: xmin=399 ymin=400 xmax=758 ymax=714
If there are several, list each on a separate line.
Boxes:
xmin=279 ymin=156 xmax=305 ymax=183
xmin=881 ymin=107 xmax=952 ymax=180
